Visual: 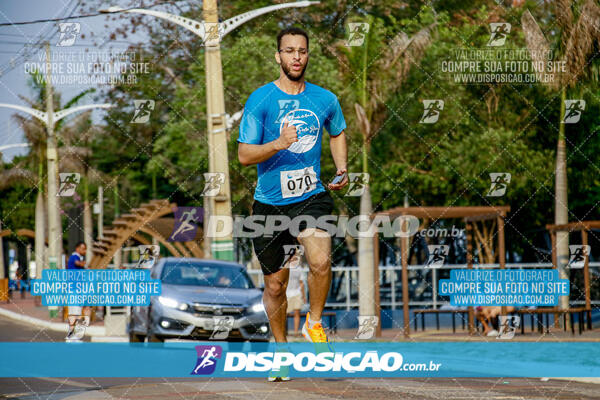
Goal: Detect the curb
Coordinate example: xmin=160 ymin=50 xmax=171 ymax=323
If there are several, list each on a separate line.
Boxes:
xmin=553 ymin=377 xmax=600 ymax=384
xmin=91 ymin=336 xmax=127 ymax=342
xmin=0 ymin=306 xmax=106 ymax=336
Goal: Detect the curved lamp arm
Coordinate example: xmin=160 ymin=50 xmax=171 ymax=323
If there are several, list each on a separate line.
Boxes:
xmin=0 ymin=103 xmax=114 ymax=127
xmin=0 ymin=103 xmax=47 ymax=124
xmin=53 ymin=104 xmax=115 ymax=122
xmin=0 ymin=143 xmax=30 ymax=152
xmin=221 ymin=1 xmax=320 ymax=38
xmin=101 ymin=6 xmax=208 ymax=40
xmin=102 ymin=2 xmax=320 ymax=42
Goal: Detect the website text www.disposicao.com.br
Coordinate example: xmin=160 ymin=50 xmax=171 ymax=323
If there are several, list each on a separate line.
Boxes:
xmin=222 ymin=351 xmax=441 ymax=373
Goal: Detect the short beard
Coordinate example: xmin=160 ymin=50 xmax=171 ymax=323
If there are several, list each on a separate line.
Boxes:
xmin=281 ymin=60 xmax=308 ymax=82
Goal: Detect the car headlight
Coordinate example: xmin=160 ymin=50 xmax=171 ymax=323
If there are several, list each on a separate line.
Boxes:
xmin=158 ymin=296 xmax=179 ymax=308
xmin=158 ymin=297 xmax=189 ymax=311
xmin=250 ymin=302 xmax=265 ymax=313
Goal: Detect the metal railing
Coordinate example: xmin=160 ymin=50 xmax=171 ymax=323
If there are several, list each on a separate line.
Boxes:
xmin=107 ymin=261 xmax=600 ymax=311
xmin=245 ymin=262 xmax=600 ymax=310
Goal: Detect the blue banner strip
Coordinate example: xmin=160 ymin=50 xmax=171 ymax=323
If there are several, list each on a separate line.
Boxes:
xmin=1 ymin=342 xmax=599 ymax=378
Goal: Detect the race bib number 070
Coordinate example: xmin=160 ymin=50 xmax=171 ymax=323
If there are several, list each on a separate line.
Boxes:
xmin=280 ymin=167 xmax=317 ymax=198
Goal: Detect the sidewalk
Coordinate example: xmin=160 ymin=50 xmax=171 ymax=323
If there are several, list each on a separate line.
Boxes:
xmin=327 ymin=327 xmax=600 ymax=342
xmin=2 ymin=292 xmax=599 ymax=342
xmin=4 ymin=377 xmax=600 ymax=399
xmin=0 ymin=291 xmax=106 ymax=337
xmin=290 ymin=317 xmax=600 ymax=342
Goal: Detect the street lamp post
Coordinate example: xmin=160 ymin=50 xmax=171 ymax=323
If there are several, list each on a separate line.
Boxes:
xmin=0 ymin=93 xmax=112 ymax=317
xmin=203 ymin=0 xmax=231 ymax=260
xmin=0 ymin=78 xmax=113 ymax=275
xmin=101 ymin=1 xmax=319 ymax=260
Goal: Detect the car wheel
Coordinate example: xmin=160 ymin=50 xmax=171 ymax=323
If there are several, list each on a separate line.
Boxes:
xmin=129 ymin=331 xmax=145 ymax=343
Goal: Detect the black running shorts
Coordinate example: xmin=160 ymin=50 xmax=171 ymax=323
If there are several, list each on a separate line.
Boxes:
xmin=251 ymin=190 xmax=334 ymax=275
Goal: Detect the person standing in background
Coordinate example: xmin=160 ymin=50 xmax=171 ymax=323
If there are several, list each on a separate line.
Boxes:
xmin=67 ymin=242 xmax=86 ymax=270
xmin=286 ymin=258 xmax=307 ymax=336
xmin=66 ymin=242 xmax=89 ymax=341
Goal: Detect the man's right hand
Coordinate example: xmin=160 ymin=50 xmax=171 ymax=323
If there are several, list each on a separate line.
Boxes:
xmin=274 ymin=119 xmax=298 ymax=150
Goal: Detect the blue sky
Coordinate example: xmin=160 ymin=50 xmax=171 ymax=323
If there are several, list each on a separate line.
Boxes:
xmin=0 ymin=0 xmax=142 ymax=162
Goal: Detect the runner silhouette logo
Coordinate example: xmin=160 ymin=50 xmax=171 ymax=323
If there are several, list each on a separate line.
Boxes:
xmin=487 ymin=23 xmax=511 ymax=46
xmin=486 ymin=173 xmax=511 ymax=197
xmin=426 ymin=245 xmax=449 ymax=268
xmin=419 ymin=100 xmax=444 ymax=124
xmin=169 ymin=207 xmax=203 ymax=242
xmin=275 ymin=100 xmax=299 ymax=124
xmin=562 ymin=100 xmax=585 ymax=124
xmin=191 ymin=345 xmax=222 ymax=375
xmin=58 ymin=173 xmax=80 ymax=197
xmin=346 ymin=23 xmax=370 ymax=46
xmin=57 ymin=23 xmax=80 ymax=47
xmin=568 ymin=245 xmax=591 ymax=269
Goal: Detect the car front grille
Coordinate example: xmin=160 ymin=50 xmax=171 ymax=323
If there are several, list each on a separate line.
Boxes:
xmin=191 ymin=303 xmax=244 ymax=316
xmin=191 ymin=327 xmax=243 ymax=339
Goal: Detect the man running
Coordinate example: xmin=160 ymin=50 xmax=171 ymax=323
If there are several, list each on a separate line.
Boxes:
xmin=237 ymin=27 xmax=348 ymax=357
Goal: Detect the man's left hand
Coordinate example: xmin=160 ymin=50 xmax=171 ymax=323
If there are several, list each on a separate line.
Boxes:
xmin=328 ymin=168 xmax=348 ymax=190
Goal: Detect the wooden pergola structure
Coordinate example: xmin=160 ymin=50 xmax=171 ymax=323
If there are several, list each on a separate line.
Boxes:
xmin=0 ymin=228 xmax=48 ymax=244
xmin=90 ymin=199 xmax=204 ymax=268
xmin=0 ymin=228 xmax=48 ymax=270
xmin=546 ymin=220 xmax=597 ymax=328
xmin=0 ymin=228 xmax=48 ymax=302
xmin=1 ymin=200 xmax=205 ymax=272
xmin=374 ymin=205 xmax=510 ymax=338
xmin=83 ymin=199 xmax=204 ymax=322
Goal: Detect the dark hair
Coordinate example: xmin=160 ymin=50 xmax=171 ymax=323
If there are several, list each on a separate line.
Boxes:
xmin=277 ymin=27 xmax=309 ymax=51
xmin=75 ymin=241 xmax=86 ymax=249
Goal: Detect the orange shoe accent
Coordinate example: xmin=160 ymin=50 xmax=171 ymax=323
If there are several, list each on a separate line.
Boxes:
xmin=302 ymin=312 xmax=329 ymax=343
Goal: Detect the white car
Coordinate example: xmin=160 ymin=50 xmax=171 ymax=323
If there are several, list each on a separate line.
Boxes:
xmin=128 ymin=258 xmax=270 ymax=342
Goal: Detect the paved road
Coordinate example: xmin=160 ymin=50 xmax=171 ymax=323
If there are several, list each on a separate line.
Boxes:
xmin=2 ymin=377 xmax=600 ymax=399
xmin=1 ymin=315 xmax=598 ymax=399
xmin=0 ymin=314 xmax=70 ymax=342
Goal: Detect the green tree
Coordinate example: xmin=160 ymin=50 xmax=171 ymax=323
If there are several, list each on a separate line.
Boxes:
xmin=522 ymin=0 xmax=600 ymax=313
xmin=1 ymin=71 xmax=101 ymax=278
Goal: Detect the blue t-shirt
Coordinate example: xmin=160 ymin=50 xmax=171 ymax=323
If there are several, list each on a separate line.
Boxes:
xmin=238 ymin=81 xmax=346 ymax=205
xmin=67 ymin=252 xmax=84 ymax=270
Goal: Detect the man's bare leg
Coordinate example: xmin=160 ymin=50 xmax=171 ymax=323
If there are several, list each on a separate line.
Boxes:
xmin=67 ymin=315 xmax=78 ymax=329
xmin=293 ymin=309 xmax=301 ymax=333
xmin=297 ymin=228 xmax=331 ymax=321
xmin=476 ymin=311 xmax=492 ymax=334
xmin=82 ymin=306 xmax=91 ymax=325
xmin=263 ymin=266 xmax=290 ymax=342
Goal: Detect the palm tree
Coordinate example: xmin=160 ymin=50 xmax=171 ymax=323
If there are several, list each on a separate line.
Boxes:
xmin=15 ymin=70 xmax=61 ymax=278
xmin=521 ymin=0 xmax=600 ymax=316
xmin=2 ymin=71 xmax=103 ymax=280
xmin=332 ymin=14 xmax=437 ymax=318
xmin=58 ymin=109 xmax=107 ymax=261
xmin=2 ymin=102 xmax=48 ymax=283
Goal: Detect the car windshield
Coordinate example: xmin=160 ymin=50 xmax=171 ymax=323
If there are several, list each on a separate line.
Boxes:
xmin=160 ymin=262 xmax=254 ymax=289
